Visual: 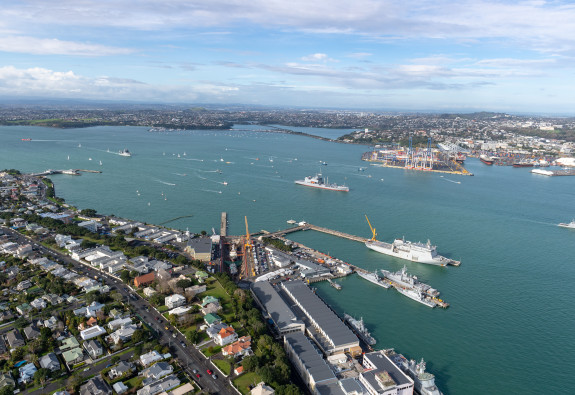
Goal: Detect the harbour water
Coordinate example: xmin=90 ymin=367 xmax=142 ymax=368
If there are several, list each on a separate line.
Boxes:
xmin=1 ymin=125 xmax=574 ymax=394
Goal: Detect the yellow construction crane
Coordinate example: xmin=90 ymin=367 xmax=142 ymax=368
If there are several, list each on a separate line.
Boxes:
xmin=365 ymin=215 xmax=377 ymax=241
xmin=244 ymin=216 xmax=255 ymax=277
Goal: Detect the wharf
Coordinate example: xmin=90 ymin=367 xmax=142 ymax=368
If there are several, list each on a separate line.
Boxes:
xmin=221 ymin=212 xmax=227 ymax=237
xmin=264 ymin=223 xmax=459 ymax=267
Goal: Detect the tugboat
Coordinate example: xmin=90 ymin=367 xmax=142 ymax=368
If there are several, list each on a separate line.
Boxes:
xmin=294 ymin=174 xmax=349 ymax=192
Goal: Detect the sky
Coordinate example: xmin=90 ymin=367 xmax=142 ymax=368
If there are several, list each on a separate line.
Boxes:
xmin=1 ymin=0 xmax=575 ymax=113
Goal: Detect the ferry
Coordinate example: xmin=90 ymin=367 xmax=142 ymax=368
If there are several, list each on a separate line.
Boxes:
xmin=294 ymin=174 xmax=349 ymax=192
xmin=119 ymin=149 xmax=132 ymax=157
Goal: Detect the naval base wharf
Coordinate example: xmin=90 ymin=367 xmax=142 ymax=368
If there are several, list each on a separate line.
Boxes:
xmin=256 ymin=223 xmax=453 ymax=308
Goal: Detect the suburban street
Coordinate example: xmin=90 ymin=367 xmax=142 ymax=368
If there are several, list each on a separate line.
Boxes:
xmin=2 ymin=226 xmax=234 ymax=394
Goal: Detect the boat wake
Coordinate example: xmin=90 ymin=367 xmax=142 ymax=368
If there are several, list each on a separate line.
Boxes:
xmin=173 ymin=173 xmax=187 ymax=176
xmin=177 ymin=158 xmax=204 ymax=162
xmin=441 ymin=177 xmax=461 ymax=184
xmin=200 ymin=189 xmax=223 ymax=194
xmin=153 ymin=179 xmax=176 ymax=186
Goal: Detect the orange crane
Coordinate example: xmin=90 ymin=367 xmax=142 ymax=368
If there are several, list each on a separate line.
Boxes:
xmin=365 ymin=215 xmax=378 ymax=241
xmin=242 ymin=216 xmax=255 ymax=278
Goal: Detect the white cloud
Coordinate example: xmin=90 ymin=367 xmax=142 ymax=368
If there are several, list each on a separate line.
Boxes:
xmin=0 ymin=36 xmax=134 ymax=56
xmin=0 ymin=65 xmax=242 ymax=102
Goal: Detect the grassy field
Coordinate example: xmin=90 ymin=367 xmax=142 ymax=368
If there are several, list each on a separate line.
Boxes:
xmin=126 ymin=375 xmax=144 ymax=389
xmin=201 ymin=345 xmax=222 ymax=357
xmin=213 ymin=359 xmax=231 ymax=376
xmin=233 ymin=372 xmax=262 ymax=395
xmin=202 ymin=278 xmax=230 ymax=300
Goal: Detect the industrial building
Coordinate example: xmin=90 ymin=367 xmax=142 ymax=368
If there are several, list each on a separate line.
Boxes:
xmin=281 ymin=281 xmax=361 ymax=356
xmin=360 ymin=351 xmax=414 ymax=395
xmin=251 ymin=281 xmax=305 ymax=335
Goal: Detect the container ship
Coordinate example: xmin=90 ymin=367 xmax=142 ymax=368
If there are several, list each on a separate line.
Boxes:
xmin=512 ymin=161 xmax=534 ymax=168
xmin=479 ymin=154 xmax=494 ymax=165
xmin=294 ymin=174 xmax=349 ymax=192
xmin=343 ymin=314 xmax=376 ymax=345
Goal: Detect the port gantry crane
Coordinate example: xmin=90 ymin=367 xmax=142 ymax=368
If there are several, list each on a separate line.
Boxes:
xmin=365 ymin=215 xmax=378 ymax=241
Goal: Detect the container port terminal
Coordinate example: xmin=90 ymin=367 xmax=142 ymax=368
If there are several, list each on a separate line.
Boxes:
xmin=362 ymin=138 xmax=473 ymax=176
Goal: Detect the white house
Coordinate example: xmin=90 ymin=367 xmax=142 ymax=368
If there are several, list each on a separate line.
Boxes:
xmin=165 ymin=294 xmax=186 ymax=309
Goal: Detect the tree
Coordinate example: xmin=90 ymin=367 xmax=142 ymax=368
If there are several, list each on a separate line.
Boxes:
xmin=81 ymin=239 xmax=97 ymax=249
xmin=80 ymin=208 xmax=98 ymax=217
xmin=186 ymin=329 xmax=200 ymax=344
xmin=11 ymin=347 xmax=25 ymax=361
xmin=176 ymin=279 xmax=193 ymax=289
xmin=242 ymin=355 xmax=260 ymax=372
xmin=276 ymin=384 xmax=303 ymax=395
xmin=0 ymin=386 xmax=14 ymax=395
xmin=14 ymin=317 xmax=29 ymax=329
xmin=120 ymin=270 xmax=131 ymax=284
xmin=67 ymin=370 xmax=84 ymax=392
xmin=34 ymin=368 xmax=50 ymax=388
xmin=111 ymin=355 xmax=120 ymax=365
xmin=150 ymin=293 xmax=164 ymax=307
xmin=132 ymin=329 xmax=146 ymax=344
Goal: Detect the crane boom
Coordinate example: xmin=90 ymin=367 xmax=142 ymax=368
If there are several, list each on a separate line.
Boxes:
xmin=365 ymin=215 xmax=377 ymax=241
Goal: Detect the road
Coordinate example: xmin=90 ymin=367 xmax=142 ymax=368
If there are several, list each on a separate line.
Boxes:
xmin=2 ymin=226 xmax=234 ymax=394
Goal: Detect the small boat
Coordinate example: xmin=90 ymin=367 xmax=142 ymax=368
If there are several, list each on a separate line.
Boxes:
xmin=558 ymin=220 xmax=575 ymax=229
xmin=21 ymin=138 xmax=32 ymax=141
xmin=88 ymin=157 xmax=92 ymax=161
xmin=99 ymin=160 xmax=103 ymax=166
xmin=222 ymin=182 xmax=228 ymax=186
xmin=78 ymin=143 xmax=82 ymax=148
xmin=320 ymin=161 xmax=328 ymax=165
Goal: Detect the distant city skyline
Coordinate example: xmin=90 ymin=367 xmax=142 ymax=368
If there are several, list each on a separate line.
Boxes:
xmin=1 ymin=1 xmax=575 ymax=113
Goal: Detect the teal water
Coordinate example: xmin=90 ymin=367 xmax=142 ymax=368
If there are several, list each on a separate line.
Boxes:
xmin=1 ymin=125 xmax=574 ymax=394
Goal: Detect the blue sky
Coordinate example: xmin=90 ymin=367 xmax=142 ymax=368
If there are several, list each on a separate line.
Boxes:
xmin=1 ymin=0 xmax=575 ymax=113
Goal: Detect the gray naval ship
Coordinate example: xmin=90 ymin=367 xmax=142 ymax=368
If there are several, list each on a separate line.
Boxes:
xmin=389 ymin=352 xmax=443 ymax=395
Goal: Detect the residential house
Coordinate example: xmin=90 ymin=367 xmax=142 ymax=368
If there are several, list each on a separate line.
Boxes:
xmin=60 ymin=336 xmax=80 ymax=351
xmin=222 ymin=336 xmax=252 ymax=358
xmin=109 ymin=361 xmax=135 ymax=379
xmin=23 ymin=325 xmax=41 ymax=340
xmin=234 ymin=366 xmax=244 ymax=376
xmin=136 ymin=374 xmax=180 ymax=395
xmin=16 ymin=279 xmax=32 ymax=291
xmin=134 ymin=272 xmax=155 ymax=287
xmin=113 ymin=382 xmax=129 ymax=394
xmin=201 ymin=295 xmax=220 ymax=307
xmin=108 ymin=317 xmax=132 ymax=331
xmin=18 ymin=363 xmax=37 ymax=384
xmin=39 ymin=352 xmax=61 ymax=371
xmin=185 ymin=284 xmax=206 ymax=298
xmin=142 ymin=362 xmax=173 ymax=383
xmin=84 ymin=339 xmax=104 ymax=359
xmin=80 ymin=325 xmax=107 ymax=340
xmin=0 ymin=373 xmax=15 ymax=390
xmin=201 ymin=302 xmax=221 ymax=315
xmin=206 ymin=322 xmax=229 ymax=340
xmin=143 ymin=287 xmax=157 ymax=297
xmin=204 ymin=313 xmax=222 ymax=326
xmin=165 ymin=294 xmax=186 ymax=309
xmin=251 ymin=382 xmax=275 ymax=395
xmin=216 ymin=326 xmax=238 ymax=346
xmin=109 ymin=324 xmax=138 ymax=344
xmin=62 ymin=348 xmax=84 ymax=366
xmin=73 ymin=301 xmax=105 ymax=318
xmin=16 ymin=303 xmax=32 ymax=315
xmin=30 ymin=297 xmax=47 ymax=310
xmin=5 ymin=329 xmax=25 ymax=349
xmin=79 ymin=376 xmax=112 ymax=395
xmin=195 ymin=270 xmax=209 ymax=283
xmin=140 ymin=350 xmax=163 ymax=366
xmin=43 ymin=316 xmax=59 ymax=330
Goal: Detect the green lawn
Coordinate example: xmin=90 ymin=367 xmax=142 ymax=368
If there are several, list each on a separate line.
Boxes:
xmin=203 ymin=279 xmax=231 ymax=301
xmin=201 ymin=345 xmax=222 ymax=357
xmin=213 ymin=359 xmax=231 ymax=376
xmin=233 ymin=372 xmax=262 ymax=395
xmin=126 ymin=375 xmax=144 ymax=389
xmin=157 ymin=305 xmax=169 ymax=313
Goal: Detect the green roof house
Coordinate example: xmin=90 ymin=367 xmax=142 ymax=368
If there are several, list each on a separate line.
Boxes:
xmin=204 ymin=313 xmax=222 ymax=326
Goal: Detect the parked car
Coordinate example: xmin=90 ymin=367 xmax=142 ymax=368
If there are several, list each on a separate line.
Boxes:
xmin=212 ymin=374 xmax=217 ymax=379
xmin=207 ymin=369 xmax=213 ymax=375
